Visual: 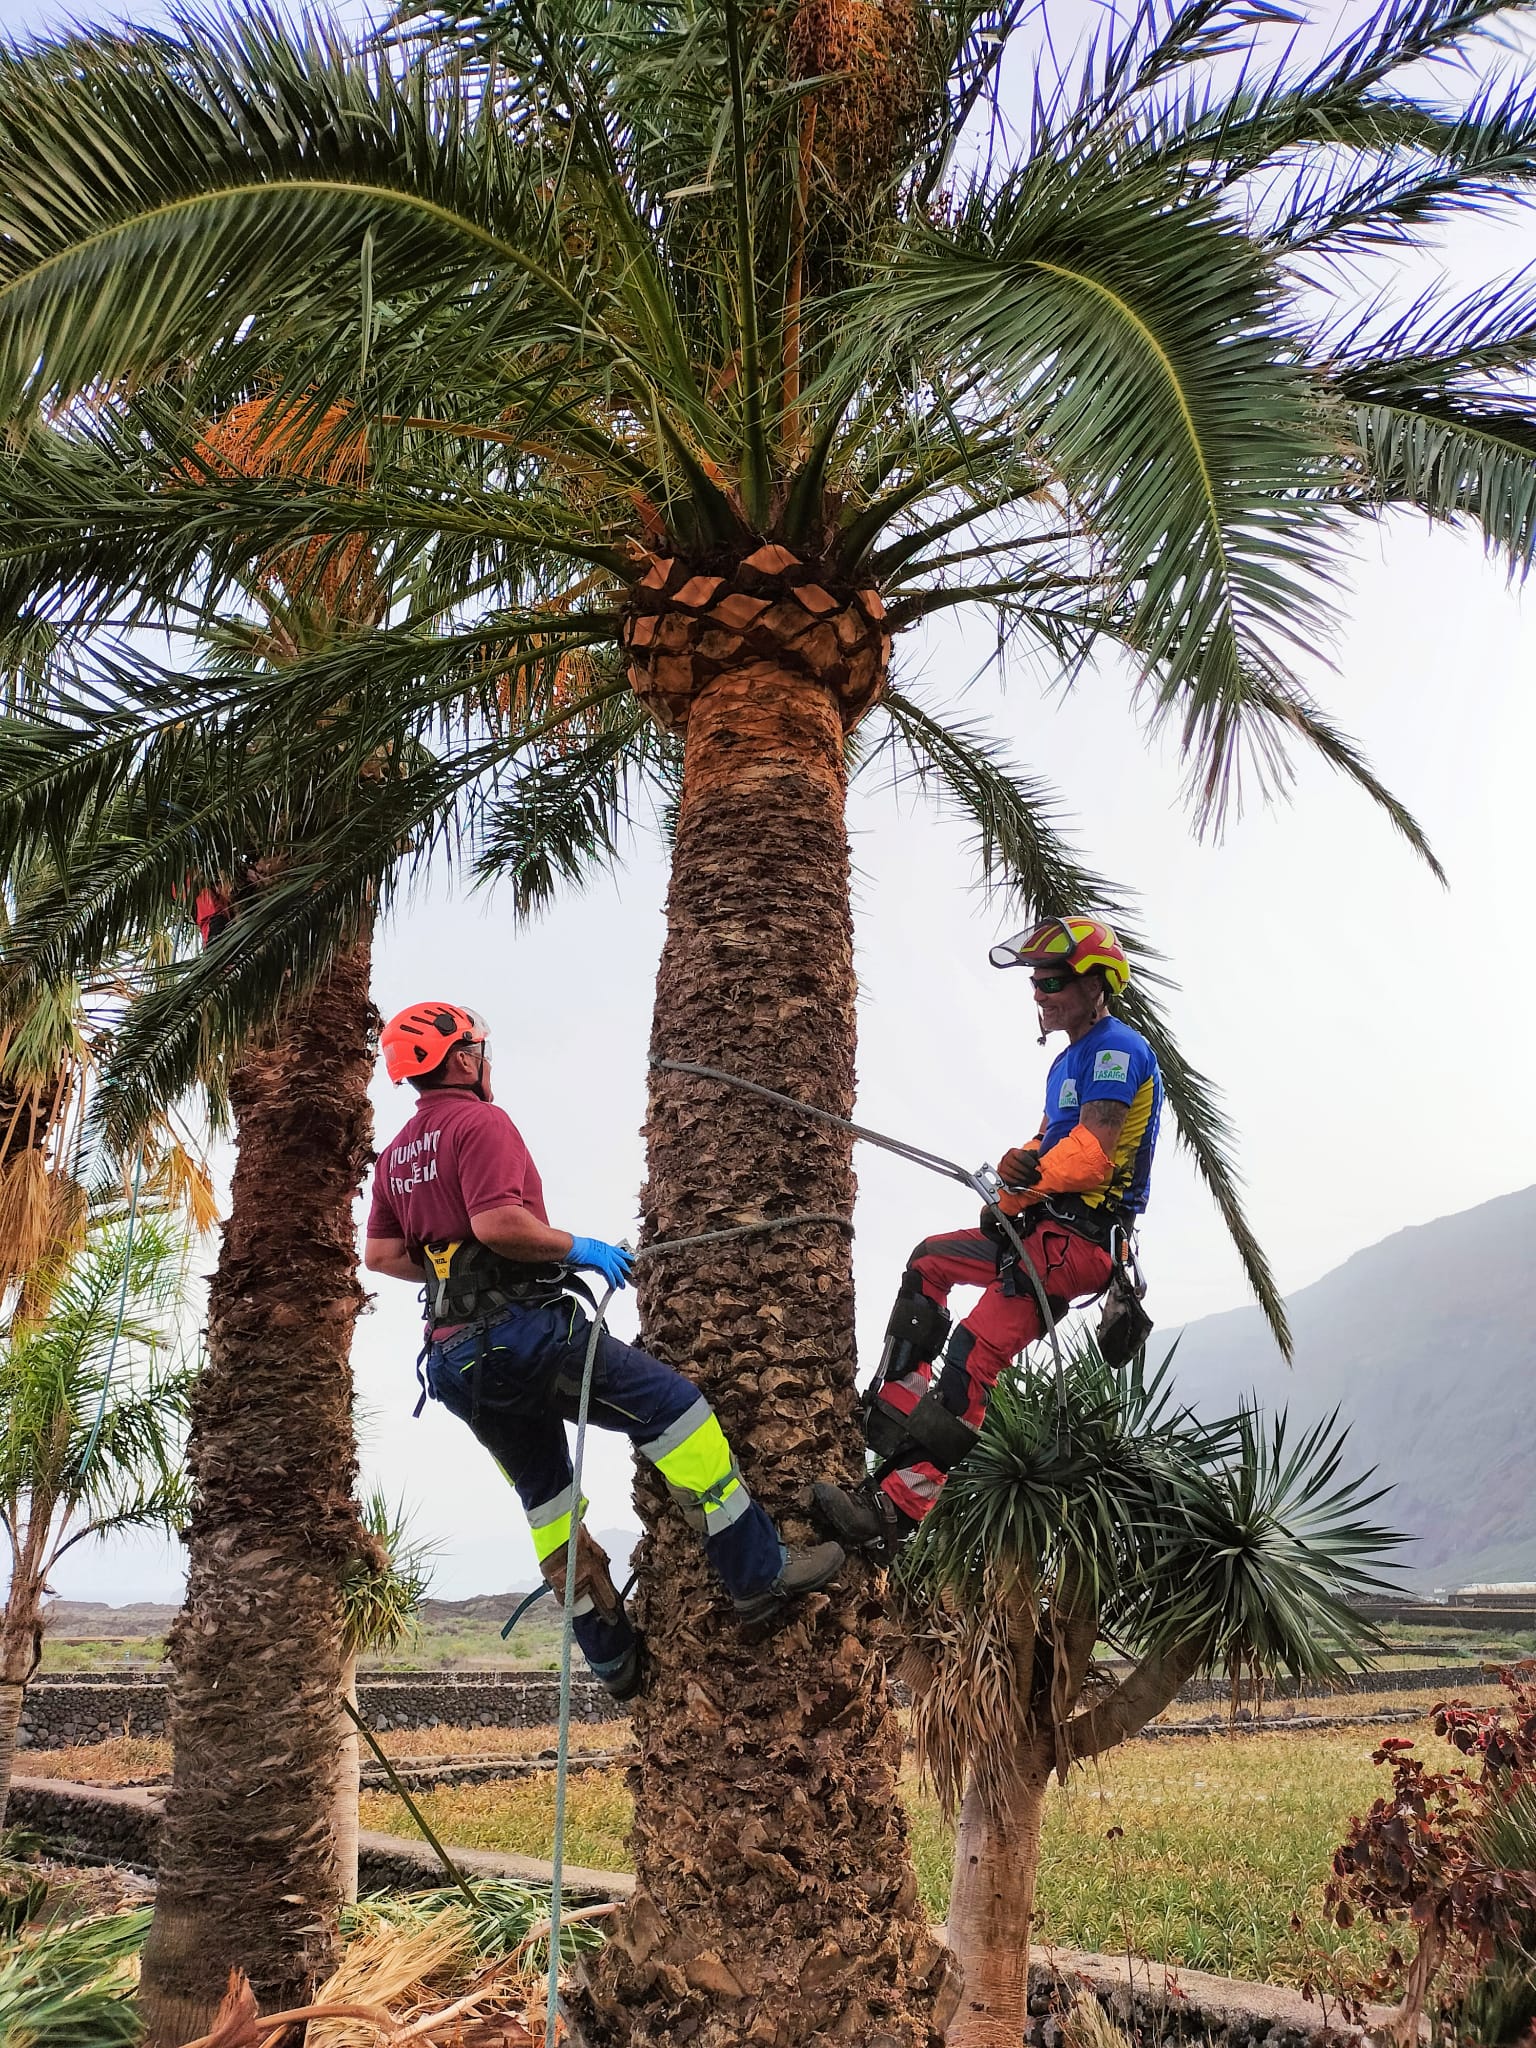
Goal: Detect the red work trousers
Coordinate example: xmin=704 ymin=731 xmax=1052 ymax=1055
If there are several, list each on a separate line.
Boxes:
xmin=879 ymin=1221 xmax=1113 ymax=1523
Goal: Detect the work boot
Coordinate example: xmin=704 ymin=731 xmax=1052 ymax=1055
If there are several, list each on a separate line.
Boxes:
xmin=732 ymin=1539 xmax=846 ymax=1623
xmin=810 ymin=1478 xmax=912 ymax=1561
xmin=588 ymin=1632 xmax=646 ymax=1702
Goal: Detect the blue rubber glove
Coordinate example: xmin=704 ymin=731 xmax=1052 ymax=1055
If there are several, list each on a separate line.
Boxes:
xmin=566 ymin=1236 xmax=633 ymax=1290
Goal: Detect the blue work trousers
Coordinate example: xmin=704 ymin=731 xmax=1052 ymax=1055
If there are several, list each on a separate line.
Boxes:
xmin=426 ymin=1302 xmax=782 ymax=1678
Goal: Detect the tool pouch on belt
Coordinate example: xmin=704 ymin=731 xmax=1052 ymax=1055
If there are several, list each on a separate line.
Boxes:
xmin=1097 ymin=1262 xmax=1153 ymax=1369
xmin=423 ymin=1238 xmax=572 ymax=1334
xmin=539 ymin=1525 xmax=624 ymax=1620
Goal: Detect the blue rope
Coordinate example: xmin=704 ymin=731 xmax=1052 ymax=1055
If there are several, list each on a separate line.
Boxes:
xmin=76 ymin=1145 xmax=145 ymax=1485
xmin=544 ymin=1277 xmax=610 ymax=2046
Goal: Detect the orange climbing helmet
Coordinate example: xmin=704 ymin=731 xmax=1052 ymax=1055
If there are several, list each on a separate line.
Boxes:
xmin=381 ymin=1002 xmax=489 ymax=1084
xmin=989 ymin=917 xmax=1131 ymax=997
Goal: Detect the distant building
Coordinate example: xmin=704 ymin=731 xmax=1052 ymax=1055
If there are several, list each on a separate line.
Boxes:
xmin=1448 ymin=1583 xmax=1536 ymax=1609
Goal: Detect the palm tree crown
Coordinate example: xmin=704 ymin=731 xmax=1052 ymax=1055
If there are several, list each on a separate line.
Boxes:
xmin=2 ymin=0 xmax=1532 ymax=1338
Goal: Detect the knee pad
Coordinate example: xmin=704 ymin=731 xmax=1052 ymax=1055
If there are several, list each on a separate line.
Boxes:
xmin=934 ymin=1325 xmax=978 ymax=1418
xmin=866 ymin=1384 xmax=980 ymax=1473
xmin=878 ymin=1272 xmax=950 ymax=1384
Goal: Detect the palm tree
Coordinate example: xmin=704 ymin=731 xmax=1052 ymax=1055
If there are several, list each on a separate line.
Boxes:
xmin=0 ymin=393 xmax=565 ymax=2037
xmin=895 ymin=1345 xmax=1401 ymax=2047
xmin=0 ymin=872 xmax=216 ymax=1326
xmin=0 ymin=0 xmax=1531 ymax=2035
xmin=0 ymin=1211 xmax=191 ymax=1830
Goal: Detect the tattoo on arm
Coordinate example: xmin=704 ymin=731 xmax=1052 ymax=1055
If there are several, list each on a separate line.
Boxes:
xmin=1081 ymin=1099 xmax=1129 ymax=1150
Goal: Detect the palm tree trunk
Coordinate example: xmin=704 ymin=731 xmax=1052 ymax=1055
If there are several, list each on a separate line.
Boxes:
xmin=577 ymin=659 xmax=947 ymax=2046
xmin=945 ymin=1759 xmax=1050 ymax=2048
xmin=137 ymin=933 xmax=376 ymax=2048
xmin=0 ymin=1531 xmax=49 ymax=1833
xmin=0 ymin=1678 xmax=23 ymax=1834
xmin=335 ymin=1650 xmax=361 ymax=1907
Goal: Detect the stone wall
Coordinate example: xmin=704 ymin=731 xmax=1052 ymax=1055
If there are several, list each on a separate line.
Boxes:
xmin=1024 ymin=1949 xmax=1389 ymax=2048
xmin=18 ymin=1660 xmax=1482 ymax=1751
xmin=18 ymin=1672 xmax=624 ymax=1749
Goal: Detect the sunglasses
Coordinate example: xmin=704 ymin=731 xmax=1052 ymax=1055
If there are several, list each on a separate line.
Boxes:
xmin=1031 ymin=973 xmax=1075 ymax=996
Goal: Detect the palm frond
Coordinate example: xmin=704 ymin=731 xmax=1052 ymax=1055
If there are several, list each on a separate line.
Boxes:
xmin=862 ymin=133 xmax=1344 ymax=811
xmin=1324 ymin=282 xmax=1536 ymax=575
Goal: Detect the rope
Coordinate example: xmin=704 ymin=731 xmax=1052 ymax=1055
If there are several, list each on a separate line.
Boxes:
xmin=651 ymin=1057 xmax=1065 ymax=1390
xmin=77 ymin=1144 xmax=146 ymax=1485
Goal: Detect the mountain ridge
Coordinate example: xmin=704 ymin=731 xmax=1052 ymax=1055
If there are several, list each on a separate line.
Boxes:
xmin=1166 ymin=1182 xmax=1536 ymax=1590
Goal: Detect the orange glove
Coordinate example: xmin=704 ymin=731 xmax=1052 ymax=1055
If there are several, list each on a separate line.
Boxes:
xmin=997 ymin=1123 xmax=1113 ymax=1215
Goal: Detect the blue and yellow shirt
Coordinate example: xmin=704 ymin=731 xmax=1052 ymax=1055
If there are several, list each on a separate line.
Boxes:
xmin=1040 ymin=1016 xmax=1162 ymax=1216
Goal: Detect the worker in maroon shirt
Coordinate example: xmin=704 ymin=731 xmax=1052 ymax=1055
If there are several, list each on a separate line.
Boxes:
xmin=364 ymin=1002 xmax=844 ymax=1698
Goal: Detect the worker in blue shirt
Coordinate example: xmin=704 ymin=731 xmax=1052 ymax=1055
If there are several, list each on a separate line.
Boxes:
xmin=814 ymin=917 xmax=1161 ymax=1555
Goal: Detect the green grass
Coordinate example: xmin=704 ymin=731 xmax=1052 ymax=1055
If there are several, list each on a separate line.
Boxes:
xmin=363 ymin=1727 xmax=1402 ymax=1993
xmin=37 ymin=1640 xmax=163 ymax=1672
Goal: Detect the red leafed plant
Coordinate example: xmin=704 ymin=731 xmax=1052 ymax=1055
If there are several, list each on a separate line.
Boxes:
xmin=1325 ymin=1664 xmax=1536 ymax=2047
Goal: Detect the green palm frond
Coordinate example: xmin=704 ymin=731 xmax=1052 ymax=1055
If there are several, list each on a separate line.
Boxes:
xmin=1325 ymin=282 xmax=1536 ymax=574
xmin=862 ymin=135 xmax=1343 ymax=779
xmin=471 ymin=696 xmax=666 ymax=913
xmin=0 ymin=1907 xmax=148 ymax=2046
xmin=0 ymin=1211 xmax=191 ymax=1561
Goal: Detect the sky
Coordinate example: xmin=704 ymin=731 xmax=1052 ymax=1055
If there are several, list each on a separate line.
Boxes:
xmin=11 ymin=0 xmax=1536 ymax=1604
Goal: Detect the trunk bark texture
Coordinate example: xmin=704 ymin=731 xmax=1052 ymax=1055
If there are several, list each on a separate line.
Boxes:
xmin=0 ymin=1532 xmax=49 ymax=1832
xmin=945 ymin=1757 xmax=1049 ymax=2048
xmin=335 ymin=1651 xmax=361 ymax=1906
xmin=0 ymin=1671 xmax=27 ymax=1835
xmin=0 ymin=1679 xmax=23 ymax=1834
xmin=577 ymin=641 xmax=947 ymax=2047
xmin=137 ymin=936 xmax=376 ymax=2048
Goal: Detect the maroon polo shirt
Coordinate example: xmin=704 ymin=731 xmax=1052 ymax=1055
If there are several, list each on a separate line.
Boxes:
xmin=367 ymin=1089 xmax=549 ymax=1259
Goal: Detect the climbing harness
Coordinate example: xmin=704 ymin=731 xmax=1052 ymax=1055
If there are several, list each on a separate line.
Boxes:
xmin=421 ymin=1239 xmax=576 ymax=1335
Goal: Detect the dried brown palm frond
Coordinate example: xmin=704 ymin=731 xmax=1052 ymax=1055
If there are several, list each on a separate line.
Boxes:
xmin=306 ymin=1907 xmax=475 ymax=2046
xmin=904 ymin=1572 xmax=1032 ymax=1819
xmin=1060 ymin=1989 xmax=1135 ymax=2048
xmin=141 ymin=1140 xmax=221 ymax=1238
xmin=0 ymin=1147 xmax=65 ymax=1281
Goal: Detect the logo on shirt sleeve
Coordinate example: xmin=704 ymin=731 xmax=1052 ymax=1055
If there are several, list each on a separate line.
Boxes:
xmin=1093 ymin=1049 xmax=1130 ymax=1085
xmin=1058 ymin=1078 xmax=1079 ymax=1110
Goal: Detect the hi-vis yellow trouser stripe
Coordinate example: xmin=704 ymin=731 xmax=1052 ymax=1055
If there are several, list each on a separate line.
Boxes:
xmin=639 ymin=1397 xmax=752 ymax=1534
xmin=526 ymin=1481 xmax=590 ymax=1563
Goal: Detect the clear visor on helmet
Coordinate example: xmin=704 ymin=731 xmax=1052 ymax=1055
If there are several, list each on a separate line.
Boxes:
xmin=989 ymin=926 xmax=1065 ymax=970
